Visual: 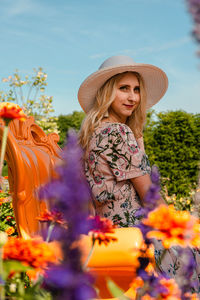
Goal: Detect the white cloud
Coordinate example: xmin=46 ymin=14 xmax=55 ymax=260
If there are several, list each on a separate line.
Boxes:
xmin=89 ymin=36 xmax=191 ymax=61
xmin=119 ymin=36 xmax=191 ymax=56
xmin=3 ymin=0 xmax=37 ymax=16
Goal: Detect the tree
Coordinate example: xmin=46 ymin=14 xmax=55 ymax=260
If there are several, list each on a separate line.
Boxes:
xmin=144 ymin=110 xmax=200 ymax=198
xmin=57 ymin=111 xmax=85 ymax=146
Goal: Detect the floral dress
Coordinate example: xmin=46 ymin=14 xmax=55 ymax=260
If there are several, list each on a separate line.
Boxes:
xmin=85 ymin=122 xmax=151 ymax=227
xmin=85 ymin=122 xmax=200 ymax=293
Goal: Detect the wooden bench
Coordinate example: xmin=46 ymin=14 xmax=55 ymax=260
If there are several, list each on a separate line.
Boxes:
xmin=0 ymin=117 xmax=142 ymax=299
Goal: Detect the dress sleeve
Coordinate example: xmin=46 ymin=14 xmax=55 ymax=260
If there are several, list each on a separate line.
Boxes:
xmin=101 ymin=124 xmax=151 ymax=182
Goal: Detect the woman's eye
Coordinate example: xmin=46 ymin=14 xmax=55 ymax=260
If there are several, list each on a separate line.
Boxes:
xmin=134 ymin=87 xmax=140 ymax=93
xmin=119 ymin=86 xmax=128 ymax=90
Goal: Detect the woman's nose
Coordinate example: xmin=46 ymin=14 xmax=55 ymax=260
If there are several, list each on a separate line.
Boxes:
xmin=128 ymin=91 xmax=137 ymax=101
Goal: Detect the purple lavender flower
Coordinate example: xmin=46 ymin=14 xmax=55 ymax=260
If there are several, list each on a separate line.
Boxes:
xmin=137 ymin=270 xmax=168 ymax=298
xmin=136 ymin=165 xmax=161 ymax=221
xmin=39 ymin=130 xmax=96 ymax=300
xmin=136 ymin=165 xmax=200 ymax=297
xmin=186 ymin=0 xmax=200 ymax=56
xmin=175 ymin=247 xmax=199 ymax=297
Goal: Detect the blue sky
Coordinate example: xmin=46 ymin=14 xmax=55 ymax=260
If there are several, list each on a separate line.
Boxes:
xmin=0 ymin=0 xmax=199 ymax=116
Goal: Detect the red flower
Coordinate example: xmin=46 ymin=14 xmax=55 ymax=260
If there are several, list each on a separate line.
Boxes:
xmin=0 ymin=102 xmax=26 ymax=123
xmin=37 ymin=209 xmax=65 ymax=225
xmin=88 ymin=215 xmax=117 ymax=246
xmin=6 ymin=216 xmax=14 ymax=221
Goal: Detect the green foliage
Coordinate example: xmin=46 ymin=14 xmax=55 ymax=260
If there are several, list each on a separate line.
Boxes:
xmin=2 ymin=161 xmax=8 ymax=177
xmin=4 ymin=269 xmax=52 ymax=299
xmin=106 ymin=279 xmax=129 ymax=299
xmin=0 ymin=68 xmax=58 ymax=135
xmin=165 ymin=190 xmax=196 ymax=212
xmin=144 ymin=110 xmax=200 ymax=198
xmin=3 ymin=260 xmax=32 ymax=280
xmin=57 ymin=111 xmax=85 ymax=146
xmin=0 ymin=189 xmax=17 ymax=236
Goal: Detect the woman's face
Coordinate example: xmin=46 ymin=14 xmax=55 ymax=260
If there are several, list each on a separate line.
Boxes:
xmin=109 ymin=73 xmax=140 ymax=123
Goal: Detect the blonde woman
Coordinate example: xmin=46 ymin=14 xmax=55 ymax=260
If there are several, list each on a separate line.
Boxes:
xmin=78 ymin=55 xmax=168 ymax=227
xmin=77 ymin=56 xmax=200 ymax=288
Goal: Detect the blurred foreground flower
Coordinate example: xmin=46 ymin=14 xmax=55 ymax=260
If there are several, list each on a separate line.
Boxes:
xmin=0 ymin=103 xmax=26 ymax=180
xmin=39 ymin=131 xmax=96 ymax=300
xmin=0 ymin=102 xmax=26 ymax=124
xmin=133 ymin=276 xmax=182 ymax=299
xmin=88 ymin=215 xmax=117 ymax=246
xmin=3 ymin=237 xmax=59 ymax=279
xmin=186 ymin=0 xmax=200 ymax=48
xmin=143 ymin=204 xmax=200 ymax=248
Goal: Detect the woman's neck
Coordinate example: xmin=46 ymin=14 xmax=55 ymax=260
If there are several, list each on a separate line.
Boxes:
xmin=102 ymin=115 xmax=127 ymax=124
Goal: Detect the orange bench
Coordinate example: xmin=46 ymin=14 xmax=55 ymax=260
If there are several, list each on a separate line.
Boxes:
xmin=0 ymin=117 xmax=142 ymax=299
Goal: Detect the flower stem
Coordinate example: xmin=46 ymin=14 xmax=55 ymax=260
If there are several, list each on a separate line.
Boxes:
xmin=0 ymin=248 xmax=5 ymax=300
xmin=46 ymin=223 xmax=54 ymax=243
xmin=83 ymin=241 xmax=95 ymax=270
xmin=0 ymin=125 xmax=9 ymax=183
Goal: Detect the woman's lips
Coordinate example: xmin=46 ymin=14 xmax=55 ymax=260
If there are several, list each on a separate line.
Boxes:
xmin=124 ymin=104 xmax=134 ymax=108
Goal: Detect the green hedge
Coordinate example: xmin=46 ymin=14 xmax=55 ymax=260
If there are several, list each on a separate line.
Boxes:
xmin=57 ymin=111 xmax=85 ymax=147
xmin=144 ymin=110 xmax=200 ymax=198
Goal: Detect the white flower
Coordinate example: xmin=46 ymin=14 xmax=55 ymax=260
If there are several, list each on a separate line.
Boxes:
xmin=0 ymin=231 xmax=8 ymax=247
xmin=9 ymin=283 xmax=17 ymax=293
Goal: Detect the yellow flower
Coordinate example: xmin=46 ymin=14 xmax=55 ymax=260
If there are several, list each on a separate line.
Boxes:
xmin=0 ymin=102 xmax=26 ymax=123
xmin=5 ymin=227 xmax=15 ymax=236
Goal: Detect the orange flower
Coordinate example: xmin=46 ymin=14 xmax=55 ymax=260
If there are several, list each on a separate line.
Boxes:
xmin=3 ymin=237 xmax=59 ymax=271
xmin=158 ymin=278 xmax=181 ymax=299
xmin=88 ymin=215 xmax=117 ymax=245
xmin=5 ymin=226 xmax=15 ymax=235
xmin=0 ymin=102 xmax=26 ymax=123
xmin=133 ymin=277 xmax=181 ymax=300
xmin=37 ymin=209 xmax=65 ymax=225
xmin=184 ymin=293 xmax=199 ymax=300
xmin=143 ymin=205 xmax=200 ymax=248
xmin=130 ymin=276 xmax=143 ymax=290
xmin=138 ymin=242 xmax=155 ymax=273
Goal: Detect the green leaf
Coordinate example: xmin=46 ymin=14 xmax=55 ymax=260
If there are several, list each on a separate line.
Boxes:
xmin=106 ymin=278 xmax=130 ymax=299
xmin=3 ymin=260 xmax=33 ymax=279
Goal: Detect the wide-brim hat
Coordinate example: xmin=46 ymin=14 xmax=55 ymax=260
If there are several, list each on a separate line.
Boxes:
xmin=78 ymin=55 xmax=168 ymax=113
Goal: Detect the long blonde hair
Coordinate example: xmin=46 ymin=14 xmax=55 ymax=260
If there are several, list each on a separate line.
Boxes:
xmin=79 ymin=71 xmax=147 ymax=150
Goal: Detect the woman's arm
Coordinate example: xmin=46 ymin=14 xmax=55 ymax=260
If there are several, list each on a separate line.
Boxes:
xmin=130 ymin=174 xmax=166 ymax=206
xmin=130 ymin=174 xmax=151 ymax=205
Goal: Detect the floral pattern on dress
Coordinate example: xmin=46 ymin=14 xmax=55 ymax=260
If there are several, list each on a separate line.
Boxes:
xmin=84 ymin=122 xmax=200 ymax=292
xmin=85 ymin=122 xmax=151 ymax=227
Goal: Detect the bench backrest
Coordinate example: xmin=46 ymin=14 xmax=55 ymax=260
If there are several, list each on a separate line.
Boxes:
xmin=0 ymin=117 xmax=62 ymax=238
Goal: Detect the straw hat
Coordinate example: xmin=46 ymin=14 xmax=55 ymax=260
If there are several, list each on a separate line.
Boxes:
xmin=78 ymin=55 xmax=168 ymax=113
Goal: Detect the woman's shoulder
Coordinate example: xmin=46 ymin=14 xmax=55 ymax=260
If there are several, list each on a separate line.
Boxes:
xmin=97 ymin=122 xmax=132 ymax=134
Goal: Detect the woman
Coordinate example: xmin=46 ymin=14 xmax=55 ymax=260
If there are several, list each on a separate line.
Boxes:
xmin=78 ymin=55 xmax=167 ymax=227
xmin=78 ymin=56 xmax=200 ymax=290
